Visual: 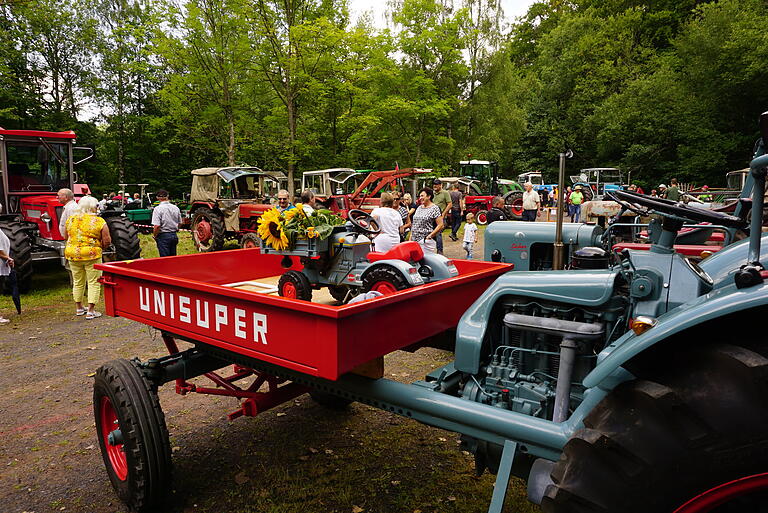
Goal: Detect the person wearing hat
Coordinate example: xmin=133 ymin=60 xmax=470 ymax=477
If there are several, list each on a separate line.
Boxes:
xmin=657 ymin=183 xmax=668 ymax=198
xmin=569 ymin=185 xmax=584 ymax=223
xmin=152 ymin=189 xmax=182 ymax=257
xmin=699 ymin=185 xmax=713 ymax=202
xmin=431 ymin=179 xmax=452 ymax=254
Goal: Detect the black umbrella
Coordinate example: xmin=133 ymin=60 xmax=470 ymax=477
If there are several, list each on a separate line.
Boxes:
xmin=6 ymin=268 xmax=21 ymax=314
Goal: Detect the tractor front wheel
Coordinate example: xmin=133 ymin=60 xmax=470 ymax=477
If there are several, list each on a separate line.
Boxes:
xmin=105 ymin=216 xmax=141 ymax=261
xmin=192 ymin=207 xmax=225 ymax=252
xmin=0 ymin=221 xmax=32 ymax=293
xmin=362 ymin=266 xmax=411 ymax=295
xmin=542 ymin=343 xmax=768 ymax=513
xmin=278 ymin=270 xmax=313 ymax=301
xmin=240 ymin=232 xmax=260 ymax=249
xmin=328 ymin=285 xmax=355 ymax=304
xmin=503 ymin=191 xmax=524 ymax=219
xmin=93 ymin=359 xmax=172 ymax=513
xmin=476 ymin=210 xmax=489 ymax=225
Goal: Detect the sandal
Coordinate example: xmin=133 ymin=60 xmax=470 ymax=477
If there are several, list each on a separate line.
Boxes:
xmin=86 ymin=311 xmax=102 ymax=320
xmin=76 ymin=308 xmax=87 ymax=316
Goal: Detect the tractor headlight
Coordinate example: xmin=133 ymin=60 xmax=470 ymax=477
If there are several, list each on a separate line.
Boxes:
xmin=40 ymin=212 xmax=51 ymax=223
xmin=630 ymin=316 xmax=657 ymax=335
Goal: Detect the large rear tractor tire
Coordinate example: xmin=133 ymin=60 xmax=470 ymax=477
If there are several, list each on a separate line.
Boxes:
xmin=362 ymin=266 xmax=411 ymax=295
xmin=192 ymin=207 xmax=225 ymax=252
xmin=94 ymin=359 xmax=172 ymax=513
xmin=106 ymin=216 xmax=141 ymax=261
xmin=278 ymin=270 xmax=313 ymax=301
xmin=503 ymin=191 xmax=524 ymax=219
xmin=0 ymin=221 xmax=33 ymax=293
xmin=542 ymin=343 xmax=768 ymax=513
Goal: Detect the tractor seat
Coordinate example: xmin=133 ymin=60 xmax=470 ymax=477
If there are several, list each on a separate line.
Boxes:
xmin=367 ymin=241 xmax=424 ymax=263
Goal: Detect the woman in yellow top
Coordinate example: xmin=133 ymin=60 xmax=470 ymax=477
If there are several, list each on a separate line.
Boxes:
xmin=65 ymin=196 xmax=111 ymax=319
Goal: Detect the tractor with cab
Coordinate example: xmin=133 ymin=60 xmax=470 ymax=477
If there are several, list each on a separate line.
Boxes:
xmin=189 ymin=166 xmax=287 ymax=251
xmin=0 ymin=128 xmax=140 ymax=292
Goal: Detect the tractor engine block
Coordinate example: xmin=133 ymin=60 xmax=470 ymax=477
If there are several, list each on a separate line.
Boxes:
xmin=461 ymin=297 xmax=626 ymax=420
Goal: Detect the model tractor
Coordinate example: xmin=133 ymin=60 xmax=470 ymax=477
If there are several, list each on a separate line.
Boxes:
xmin=0 ymin=128 xmax=140 ymax=292
xmin=569 ymin=166 xmax=626 ymax=201
xmin=189 ymin=166 xmax=287 ymax=251
xmin=264 ymin=209 xmax=459 ymax=302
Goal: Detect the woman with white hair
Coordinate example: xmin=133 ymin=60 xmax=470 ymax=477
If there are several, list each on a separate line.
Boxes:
xmin=64 ymin=195 xmax=111 ymax=319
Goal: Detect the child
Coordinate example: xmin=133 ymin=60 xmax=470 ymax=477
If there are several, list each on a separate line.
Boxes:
xmin=462 ymin=212 xmax=478 ymax=259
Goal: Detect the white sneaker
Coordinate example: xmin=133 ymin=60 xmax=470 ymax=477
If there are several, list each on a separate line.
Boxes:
xmin=0 ymin=317 xmax=10 ymax=324
xmin=86 ymin=311 xmax=102 ymax=320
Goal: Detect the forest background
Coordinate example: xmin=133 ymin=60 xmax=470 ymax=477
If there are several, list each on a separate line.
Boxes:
xmin=1 ymin=0 xmax=767 ymax=196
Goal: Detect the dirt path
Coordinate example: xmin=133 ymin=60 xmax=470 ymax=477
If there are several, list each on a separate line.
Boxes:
xmin=0 ymin=237 xmax=540 ymax=513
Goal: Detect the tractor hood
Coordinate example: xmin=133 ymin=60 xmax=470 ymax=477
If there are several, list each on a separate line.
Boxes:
xmin=455 ymin=269 xmax=622 ymax=374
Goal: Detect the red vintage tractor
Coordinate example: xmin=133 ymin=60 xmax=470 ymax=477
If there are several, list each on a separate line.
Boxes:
xmin=0 ymin=128 xmax=140 ymax=292
xmin=302 ymin=167 xmax=431 ymax=217
xmin=189 ymin=167 xmax=287 ymax=251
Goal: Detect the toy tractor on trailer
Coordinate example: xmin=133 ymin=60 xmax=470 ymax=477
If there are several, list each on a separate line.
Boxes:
xmin=93 ymin=112 xmax=768 ymax=513
xmin=263 ymin=209 xmax=459 ymax=302
xmin=0 ymin=128 xmax=140 ymax=292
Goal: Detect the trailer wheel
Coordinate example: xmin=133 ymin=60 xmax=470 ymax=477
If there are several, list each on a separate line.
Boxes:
xmin=309 ymin=389 xmax=353 ymax=409
xmin=240 ymin=232 xmax=260 ymax=249
xmin=0 ymin=221 xmax=32 ymax=293
xmin=106 ymin=216 xmax=141 ymax=260
xmin=503 ymin=191 xmax=524 ymax=219
xmin=541 ymin=343 xmax=768 ymax=513
xmin=476 ymin=210 xmax=489 ymax=225
xmin=94 ymin=359 xmax=172 ymax=513
xmin=278 ymin=270 xmax=313 ymax=301
xmin=192 ymin=207 xmax=225 ymax=252
xmin=362 ymin=266 xmax=411 ymax=295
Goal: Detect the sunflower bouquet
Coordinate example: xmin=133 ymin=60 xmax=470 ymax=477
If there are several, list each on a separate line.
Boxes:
xmin=257 ymin=204 xmax=345 ymax=251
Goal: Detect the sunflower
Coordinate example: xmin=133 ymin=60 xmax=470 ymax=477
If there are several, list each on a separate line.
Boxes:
xmin=306 ymin=226 xmax=318 ymax=238
xmin=284 ymin=204 xmax=304 ymax=221
xmin=258 ymin=208 xmax=289 ymax=250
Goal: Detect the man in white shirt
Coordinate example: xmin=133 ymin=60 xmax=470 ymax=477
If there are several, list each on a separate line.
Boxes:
xmin=152 ymin=189 xmax=182 ymax=257
xmin=57 ymin=188 xmax=78 ymax=237
xmin=522 ymin=182 xmax=541 ymax=222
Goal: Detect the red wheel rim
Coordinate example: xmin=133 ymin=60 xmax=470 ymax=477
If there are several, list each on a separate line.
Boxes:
xmin=674 ymin=473 xmax=768 ymax=513
xmin=477 ymin=212 xmax=487 ymax=224
xmin=282 ymin=281 xmax=297 ymax=298
xmin=99 ymin=396 xmax=128 ymax=481
xmin=195 ymin=219 xmax=212 ymax=244
xmin=512 ymin=199 xmax=523 ymax=216
xmin=371 ymin=281 xmax=398 ymax=294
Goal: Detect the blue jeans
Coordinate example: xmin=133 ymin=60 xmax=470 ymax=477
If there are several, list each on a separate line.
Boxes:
xmin=450 ymin=210 xmax=462 ymax=238
xmin=156 ymin=232 xmax=178 ymax=257
xmin=571 ymin=204 xmax=581 ymax=223
xmin=522 ymin=209 xmax=537 ymax=222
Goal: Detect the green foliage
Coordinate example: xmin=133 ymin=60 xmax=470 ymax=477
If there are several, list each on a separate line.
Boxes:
xmin=3 ymin=0 xmax=767 ymax=195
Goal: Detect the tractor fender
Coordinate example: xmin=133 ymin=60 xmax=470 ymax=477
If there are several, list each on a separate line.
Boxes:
xmin=582 ymin=280 xmax=768 ymax=389
xmin=418 ymin=252 xmax=459 ymax=281
xmin=361 ymin=260 xmax=423 ymax=287
xmin=455 ymin=269 xmax=622 ymax=374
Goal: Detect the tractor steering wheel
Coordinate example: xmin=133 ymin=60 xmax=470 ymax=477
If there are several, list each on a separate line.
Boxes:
xmin=608 ymin=190 xmax=747 ymax=229
xmin=347 ymin=209 xmax=381 ymax=235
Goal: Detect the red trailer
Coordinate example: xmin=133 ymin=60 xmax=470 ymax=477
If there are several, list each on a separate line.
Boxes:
xmin=93 ymin=250 xmax=510 ymax=510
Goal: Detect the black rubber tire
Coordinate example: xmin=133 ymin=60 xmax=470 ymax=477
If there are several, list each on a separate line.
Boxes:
xmin=580 ymin=186 xmax=594 ymax=202
xmin=278 ymin=270 xmax=313 ymax=301
xmin=191 ymin=207 xmax=225 ymax=252
xmin=503 ymin=191 xmax=524 ymax=219
xmin=240 ymin=232 xmax=260 ymax=249
xmin=93 ymin=359 xmax=172 ymax=513
xmin=328 ymin=285 xmax=353 ymax=303
xmin=309 ymin=389 xmax=353 ymax=409
xmin=476 ymin=209 xmax=489 ymax=225
xmin=542 ymin=343 xmax=768 ymax=513
xmin=0 ymin=221 xmax=33 ymax=293
xmin=105 ymin=216 xmax=141 ymax=260
xmin=362 ymin=266 xmax=411 ymax=294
